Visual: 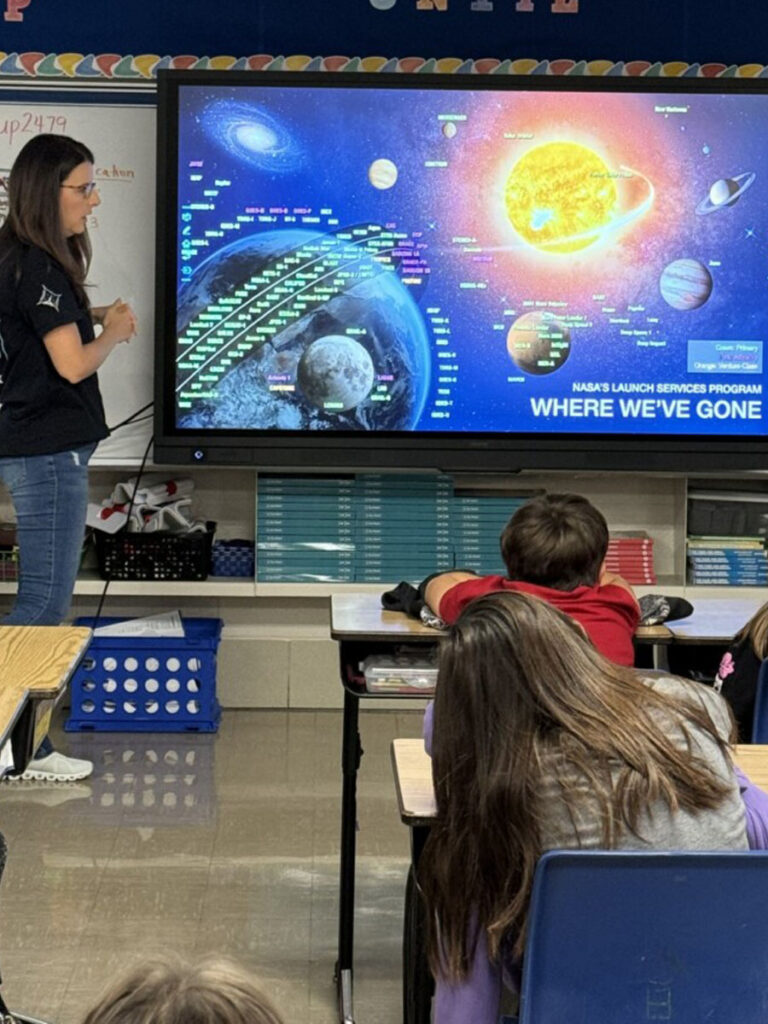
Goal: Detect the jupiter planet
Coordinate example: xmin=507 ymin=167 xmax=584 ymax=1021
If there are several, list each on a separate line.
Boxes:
xmin=659 ymin=258 xmax=713 ymax=311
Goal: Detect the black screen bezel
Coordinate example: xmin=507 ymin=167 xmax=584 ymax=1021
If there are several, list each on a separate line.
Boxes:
xmin=153 ymin=69 xmax=768 ymax=472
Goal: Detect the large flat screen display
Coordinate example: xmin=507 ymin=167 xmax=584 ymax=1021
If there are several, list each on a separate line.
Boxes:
xmin=154 ymin=70 xmax=768 ymax=470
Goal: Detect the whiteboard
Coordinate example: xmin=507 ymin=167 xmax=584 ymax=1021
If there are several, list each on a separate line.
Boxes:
xmin=0 ymin=101 xmax=156 ymax=462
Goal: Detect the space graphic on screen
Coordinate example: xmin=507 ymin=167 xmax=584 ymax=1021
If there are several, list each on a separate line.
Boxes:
xmin=172 ymin=83 xmax=768 ymax=438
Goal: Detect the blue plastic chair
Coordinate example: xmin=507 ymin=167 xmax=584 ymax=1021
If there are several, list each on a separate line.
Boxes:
xmin=750 ymin=658 xmax=768 ymax=742
xmin=515 ymin=849 xmax=768 ymax=1024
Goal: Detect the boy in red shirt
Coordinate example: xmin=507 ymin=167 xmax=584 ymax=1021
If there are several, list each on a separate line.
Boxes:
xmin=425 ymin=492 xmax=640 ymax=666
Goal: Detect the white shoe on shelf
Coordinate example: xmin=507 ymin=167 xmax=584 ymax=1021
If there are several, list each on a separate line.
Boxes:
xmin=7 ymin=751 xmax=94 ymax=782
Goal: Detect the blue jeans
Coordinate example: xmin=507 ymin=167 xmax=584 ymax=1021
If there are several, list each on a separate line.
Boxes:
xmin=0 ymin=443 xmax=94 ymax=626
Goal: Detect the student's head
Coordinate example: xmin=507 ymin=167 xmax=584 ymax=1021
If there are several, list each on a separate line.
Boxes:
xmin=1 ymin=133 xmax=96 ymax=297
xmin=500 ymin=492 xmax=609 ymax=589
xmin=80 ymin=956 xmax=284 ymax=1024
xmin=420 ymin=590 xmax=732 ymax=980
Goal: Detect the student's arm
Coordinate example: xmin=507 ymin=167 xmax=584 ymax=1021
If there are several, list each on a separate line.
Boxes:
xmin=433 ymin=922 xmax=503 ymax=1024
xmin=425 ymin=571 xmax=480 ymax=619
xmin=599 ymin=565 xmax=640 ymax=610
xmin=734 ymin=765 xmax=768 ymax=849
xmin=44 ymin=303 xmax=136 ymax=384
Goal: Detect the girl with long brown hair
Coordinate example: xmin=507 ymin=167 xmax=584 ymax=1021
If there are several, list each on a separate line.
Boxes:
xmin=420 ymin=590 xmax=756 ymax=1023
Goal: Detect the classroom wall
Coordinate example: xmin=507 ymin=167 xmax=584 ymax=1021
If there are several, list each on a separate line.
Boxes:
xmin=2 ymin=0 xmax=768 ymax=71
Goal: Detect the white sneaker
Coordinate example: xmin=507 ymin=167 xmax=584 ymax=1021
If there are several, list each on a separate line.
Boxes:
xmin=7 ymin=751 xmax=94 ymax=782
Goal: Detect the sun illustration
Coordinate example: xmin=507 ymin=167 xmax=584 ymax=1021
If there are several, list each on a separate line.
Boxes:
xmin=505 ymin=141 xmax=619 ymax=255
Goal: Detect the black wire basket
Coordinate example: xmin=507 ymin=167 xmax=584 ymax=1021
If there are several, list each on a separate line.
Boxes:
xmin=94 ymin=522 xmax=216 ymax=581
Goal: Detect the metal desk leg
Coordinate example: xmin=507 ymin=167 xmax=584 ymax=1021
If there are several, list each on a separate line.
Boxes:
xmin=404 ymin=825 xmax=433 ymax=1024
xmin=337 ymin=688 xmax=362 ymax=1024
xmin=652 ymin=642 xmax=670 ymax=672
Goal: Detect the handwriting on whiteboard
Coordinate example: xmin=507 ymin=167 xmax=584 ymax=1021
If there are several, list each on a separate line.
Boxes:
xmin=0 ymin=112 xmax=69 ymax=147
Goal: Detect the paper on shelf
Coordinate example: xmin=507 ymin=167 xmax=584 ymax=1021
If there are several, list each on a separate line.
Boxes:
xmin=93 ymin=610 xmax=185 ymax=637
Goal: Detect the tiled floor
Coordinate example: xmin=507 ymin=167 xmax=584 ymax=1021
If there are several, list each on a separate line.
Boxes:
xmin=0 ymin=708 xmax=424 ymax=1024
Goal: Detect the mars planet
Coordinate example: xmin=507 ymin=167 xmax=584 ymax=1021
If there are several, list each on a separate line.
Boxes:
xmin=506 ymin=311 xmax=571 ymax=375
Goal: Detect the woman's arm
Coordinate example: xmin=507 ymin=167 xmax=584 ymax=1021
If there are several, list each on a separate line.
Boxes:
xmin=44 ymin=302 xmax=136 ymax=383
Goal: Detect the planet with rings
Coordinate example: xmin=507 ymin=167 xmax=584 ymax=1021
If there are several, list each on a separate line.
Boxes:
xmin=696 ymin=172 xmax=756 ymax=215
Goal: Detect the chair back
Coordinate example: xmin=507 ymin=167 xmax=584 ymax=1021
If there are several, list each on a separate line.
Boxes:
xmin=750 ymin=657 xmax=768 ymax=742
xmin=518 ymin=850 xmax=768 ymax=1024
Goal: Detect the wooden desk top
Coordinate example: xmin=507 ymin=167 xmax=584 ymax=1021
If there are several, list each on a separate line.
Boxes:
xmin=332 ymin=592 xmax=753 ymax=647
xmin=330 ymin=593 xmax=441 ymax=642
xmin=0 ymin=625 xmax=92 ymax=748
xmin=666 ymin=597 xmax=763 ymax=645
xmin=391 ymin=738 xmax=768 ymax=826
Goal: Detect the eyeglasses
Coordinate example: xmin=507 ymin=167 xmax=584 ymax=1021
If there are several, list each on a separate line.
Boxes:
xmin=61 ymin=181 xmax=98 ymax=198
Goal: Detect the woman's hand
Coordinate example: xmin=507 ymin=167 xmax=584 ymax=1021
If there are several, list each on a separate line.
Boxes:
xmin=102 ymin=298 xmax=137 ymax=342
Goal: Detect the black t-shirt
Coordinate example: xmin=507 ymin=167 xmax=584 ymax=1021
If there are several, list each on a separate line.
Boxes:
xmin=0 ymin=242 xmax=108 ymax=456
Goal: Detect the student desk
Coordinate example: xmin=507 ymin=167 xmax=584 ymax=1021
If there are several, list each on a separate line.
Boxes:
xmin=391 ymin=737 xmax=768 ymax=1024
xmin=330 ymin=594 xmax=439 ymax=1024
xmin=0 ymin=625 xmax=92 ymax=775
xmin=663 ymin=597 xmax=763 ymax=645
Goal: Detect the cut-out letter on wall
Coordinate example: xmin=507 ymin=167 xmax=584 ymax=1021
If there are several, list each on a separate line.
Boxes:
xmin=516 ymin=0 xmax=535 ymax=10
xmin=471 ymin=0 xmax=494 ymax=9
xmin=416 ymin=0 xmax=448 ymax=8
xmin=4 ymin=0 xmax=31 ymax=21
xmin=551 ymin=0 xmax=579 ymax=11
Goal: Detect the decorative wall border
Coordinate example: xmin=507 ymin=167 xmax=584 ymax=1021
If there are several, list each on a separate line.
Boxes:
xmin=0 ymin=53 xmax=767 ymax=78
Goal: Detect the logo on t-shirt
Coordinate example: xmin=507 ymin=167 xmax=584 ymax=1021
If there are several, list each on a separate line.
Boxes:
xmin=37 ymin=285 xmax=61 ymax=312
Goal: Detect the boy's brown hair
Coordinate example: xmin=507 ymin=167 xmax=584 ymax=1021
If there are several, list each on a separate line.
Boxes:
xmin=500 ymin=492 xmax=609 ymax=590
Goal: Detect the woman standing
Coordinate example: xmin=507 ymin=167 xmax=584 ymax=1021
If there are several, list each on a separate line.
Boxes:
xmin=420 ymin=591 xmax=757 ymax=1024
xmin=0 ymin=134 xmax=136 ymax=781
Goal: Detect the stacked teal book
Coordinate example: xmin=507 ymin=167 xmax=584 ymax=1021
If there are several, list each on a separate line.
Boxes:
xmin=255 ymin=475 xmax=535 ymax=583
xmin=453 ymin=491 xmax=527 ymax=576
xmin=257 ymin=476 xmax=356 ymax=582
xmin=353 ymin=474 xmax=453 ymax=582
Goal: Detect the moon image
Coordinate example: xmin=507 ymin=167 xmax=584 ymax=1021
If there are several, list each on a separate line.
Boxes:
xmin=505 ymin=141 xmax=653 ymax=254
xmin=659 ymin=258 xmax=713 ymax=311
xmin=369 ymin=0 xmax=397 ymax=7
xmin=297 ymin=335 xmax=375 ymax=411
xmin=696 ymin=172 xmax=756 ymax=215
xmin=201 ymin=100 xmax=304 ymax=172
xmin=506 ymin=311 xmax=571 ymax=375
xmin=368 ymin=158 xmax=398 ymax=190
xmin=442 ymin=122 xmax=457 ymax=139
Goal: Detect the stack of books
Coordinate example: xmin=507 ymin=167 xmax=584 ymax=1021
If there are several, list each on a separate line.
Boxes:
xmin=686 ymin=536 xmax=768 ymax=586
xmin=452 ymin=491 xmax=528 ymax=576
xmin=605 ymin=531 xmax=656 ymax=585
xmin=353 ymin=474 xmax=453 ymax=583
xmin=256 ymin=476 xmax=356 ymax=582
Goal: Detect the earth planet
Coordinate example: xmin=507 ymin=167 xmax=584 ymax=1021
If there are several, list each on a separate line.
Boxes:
xmin=176 ymin=228 xmax=430 ymax=430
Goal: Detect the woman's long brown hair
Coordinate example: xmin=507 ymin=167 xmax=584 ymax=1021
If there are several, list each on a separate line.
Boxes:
xmin=0 ymin=133 xmax=94 ymax=307
xmin=419 ymin=590 xmax=733 ymax=980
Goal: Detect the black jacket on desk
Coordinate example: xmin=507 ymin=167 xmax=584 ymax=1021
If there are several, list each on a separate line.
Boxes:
xmin=0 ymin=242 xmax=108 ymax=456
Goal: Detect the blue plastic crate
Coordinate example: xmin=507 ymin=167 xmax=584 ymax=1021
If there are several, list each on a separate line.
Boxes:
xmin=65 ymin=617 xmax=222 ymax=733
xmin=210 ymin=539 xmax=255 ymax=577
